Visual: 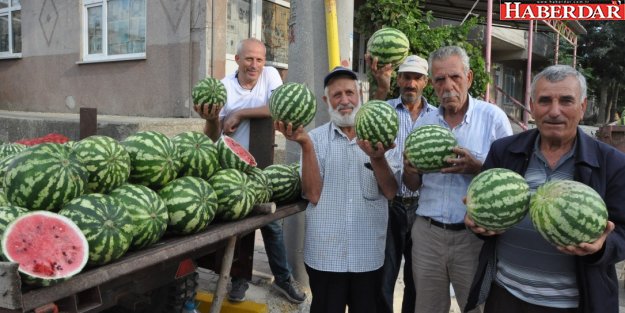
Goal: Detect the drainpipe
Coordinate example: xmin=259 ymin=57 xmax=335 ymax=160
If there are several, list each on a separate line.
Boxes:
xmin=325 ymin=0 xmax=340 ymax=70
xmin=485 ymin=0 xmax=493 ymax=102
xmin=524 ymin=20 xmax=534 ymax=125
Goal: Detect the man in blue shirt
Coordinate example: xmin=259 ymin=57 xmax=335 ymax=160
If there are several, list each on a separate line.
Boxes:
xmin=403 ymin=46 xmax=512 ymax=313
xmin=368 ymin=54 xmax=436 ymax=313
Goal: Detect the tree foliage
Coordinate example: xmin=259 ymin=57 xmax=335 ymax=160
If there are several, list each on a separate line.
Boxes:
xmin=355 ymin=0 xmax=490 ymax=104
xmin=577 ymin=21 xmax=625 ymax=124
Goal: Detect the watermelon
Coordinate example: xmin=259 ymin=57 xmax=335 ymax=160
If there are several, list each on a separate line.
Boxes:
xmin=4 ymin=143 xmax=88 ymax=211
xmin=109 ymin=184 xmax=169 ymax=249
xmin=159 ymin=177 xmax=218 ymax=234
xmin=208 ymin=169 xmax=255 ymax=221
xmin=192 ymin=77 xmax=227 ymax=111
xmin=217 ymin=135 xmax=257 ymax=173
xmin=1 ymin=211 xmax=89 ymax=286
xmin=0 ymin=143 xmax=27 ymax=159
xmin=269 ymin=82 xmax=317 ymax=129
xmin=264 ymin=164 xmax=301 ymax=203
xmin=0 ymin=155 xmax=16 ymax=188
xmin=0 ymin=205 xmax=28 ymax=236
xmin=355 ymin=100 xmax=399 ymax=149
xmin=530 ymin=180 xmax=608 ymax=247
xmin=0 ymin=188 xmax=8 ymax=206
xmin=59 ymin=194 xmax=134 ymax=265
xmin=73 ymin=135 xmax=131 ymax=194
xmin=247 ymin=167 xmax=273 ymax=204
xmin=367 ymin=27 xmax=410 ymax=68
xmin=404 ymin=125 xmax=458 ymax=172
xmin=122 ymin=131 xmax=181 ymax=189
xmin=466 ymin=168 xmax=530 ymax=231
xmin=172 ymin=131 xmax=219 ymax=180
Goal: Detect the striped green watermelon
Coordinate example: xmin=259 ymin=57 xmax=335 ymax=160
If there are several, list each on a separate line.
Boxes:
xmin=264 ymin=164 xmax=301 ymax=203
xmin=466 ymin=168 xmax=530 ymax=231
xmin=0 ymin=143 xmax=27 ymax=159
xmin=172 ymin=131 xmax=219 ymax=180
xmin=4 ymin=143 xmax=88 ymax=211
xmin=208 ymin=169 xmax=255 ymax=221
xmin=367 ymin=27 xmax=410 ymax=68
xmin=247 ymin=167 xmax=273 ymax=204
xmin=122 ymin=131 xmax=181 ymax=189
xmin=269 ymin=82 xmax=317 ymax=129
xmin=0 ymin=188 xmax=8 ymax=206
xmin=0 ymin=155 xmax=16 ymax=189
xmin=530 ymin=180 xmax=608 ymax=246
xmin=159 ymin=176 xmax=218 ymax=234
xmin=109 ymin=183 xmax=169 ymax=249
xmin=217 ymin=135 xmax=257 ymax=173
xmin=73 ymin=135 xmax=131 ymax=194
xmin=1 ymin=211 xmax=89 ymax=286
xmin=59 ymin=194 xmax=133 ymax=265
xmin=192 ymin=77 xmax=227 ymax=111
xmin=355 ymin=100 xmax=399 ymax=149
xmin=404 ymin=125 xmax=458 ymax=172
xmin=0 ymin=205 xmax=28 ymax=236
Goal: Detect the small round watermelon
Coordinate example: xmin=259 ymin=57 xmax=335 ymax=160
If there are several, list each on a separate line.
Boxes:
xmin=355 ymin=100 xmax=399 ymax=149
xmin=367 ymin=27 xmax=410 ymax=68
xmin=172 ymin=131 xmax=219 ymax=180
xmin=217 ymin=135 xmax=257 ymax=173
xmin=159 ymin=176 xmax=218 ymax=234
xmin=122 ymin=131 xmax=181 ymax=189
xmin=264 ymin=164 xmax=301 ymax=204
xmin=1 ymin=211 xmax=89 ymax=286
xmin=73 ymin=135 xmax=131 ymax=194
xmin=192 ymin=77 xmax=227 ymax=112
xmin=0 ymin=143 xmax=27 ymax=159
xmin=466 ymin=168 xmax=530 ymax=231
xmin=208 ymin=169 xmax=255 ymax=221
xmin=269 ymin=82 xmax=317 ymax=129
xmin=404 ymin=125 xmax=457 ymax=172
xmin=4 ymin=143 xmax=88 ymax=211
xmin=530 ymin=180 xmax=608 ymax=247
xmin=59 ymin=194 xmax=134 ymax=266
xmin=109 ymin=183 xmax=169 ymax=250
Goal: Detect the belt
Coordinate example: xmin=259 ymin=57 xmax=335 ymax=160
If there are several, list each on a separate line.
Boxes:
xmin=421 ymin=216 xmax=466 ymax=231
xmin=393 ymin=196 xmax=419 ymax=206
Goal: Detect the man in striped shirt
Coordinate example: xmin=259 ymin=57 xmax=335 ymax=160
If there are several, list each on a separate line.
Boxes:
xmin=275 ymin=66 xmax=399 ymax=313
xmin=368 ymin=54 xmax=436 ymax=313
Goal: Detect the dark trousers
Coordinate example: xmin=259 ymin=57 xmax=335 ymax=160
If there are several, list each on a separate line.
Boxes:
xmin=485 ymin=283 xmax=578 ymax=313
xmin=378 ymin=197 xmax=417 ymax=313
xmin=306 ymin=264 xmax=382 ymax=313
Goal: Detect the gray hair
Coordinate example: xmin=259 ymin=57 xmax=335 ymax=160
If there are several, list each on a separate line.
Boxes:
xmin=236 ymin=38 xmax=266 ymax=55
xmin=530 ymin=64 xmax=587 ymax=101
xmin=428 ymin=46 xmax=471 ymax=75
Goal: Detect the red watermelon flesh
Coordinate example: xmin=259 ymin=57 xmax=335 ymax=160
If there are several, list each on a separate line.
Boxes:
xmin=1 ymin=211 xmax=89 ymax=284
xmin=223 ymin=136 xmax=257 ymax=166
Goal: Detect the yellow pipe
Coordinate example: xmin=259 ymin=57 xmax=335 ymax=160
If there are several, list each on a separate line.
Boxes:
xmin=325 ymin=0 xmax=340 ymax=71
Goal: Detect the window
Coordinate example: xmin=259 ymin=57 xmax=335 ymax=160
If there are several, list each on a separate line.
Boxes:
xmin=82 ymin=0 xmax=146 ymax=62
xmin=0 ymin=0 xmax=21 ymax=57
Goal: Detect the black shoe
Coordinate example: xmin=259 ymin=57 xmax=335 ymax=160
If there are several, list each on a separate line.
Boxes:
xmin=228 ymin=278 xmax=249 ymax=302
xmin=272 ymin=277 xmax=306 ymax=304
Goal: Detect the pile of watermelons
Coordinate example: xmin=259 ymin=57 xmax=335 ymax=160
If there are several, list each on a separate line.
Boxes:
xmin=0 ymin=129 xmax=301 ymax=286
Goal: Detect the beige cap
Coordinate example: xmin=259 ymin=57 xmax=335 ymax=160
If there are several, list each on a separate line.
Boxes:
xmin=398 ymin=55 xmax=428 ymax=75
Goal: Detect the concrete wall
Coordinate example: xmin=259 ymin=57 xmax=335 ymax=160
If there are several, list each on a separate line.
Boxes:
xmin=0 ymin=0 xmax=225 ymax=118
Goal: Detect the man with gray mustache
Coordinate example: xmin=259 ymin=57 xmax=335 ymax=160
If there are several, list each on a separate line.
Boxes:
xmin=275 ymin=66 xmax=399 ymax=313
xmin=402 ymin=46 xmax=512 ymax=313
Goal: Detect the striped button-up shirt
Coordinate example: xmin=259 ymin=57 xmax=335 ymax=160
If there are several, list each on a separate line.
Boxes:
xmin=303 ymin=122 xmax=399 ymax=273
xmin=414 ymin=96 xmax=513 ymax=224
xmin=385 ymin=96 xmax=436 ymax=197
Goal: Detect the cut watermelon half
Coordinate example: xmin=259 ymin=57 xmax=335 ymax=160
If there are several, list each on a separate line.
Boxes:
xmin=1 ymin=211 xmax=89 ymax=286
xmin=217 ymin=135 xmax=257 ymax=173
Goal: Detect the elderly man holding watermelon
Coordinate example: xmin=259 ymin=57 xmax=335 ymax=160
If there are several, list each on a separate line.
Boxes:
xmin=463 ymin=65 xmax=625 ymax=313
xmin=402 ymin=45 xmax=513 ymax=313
xmin=193 ymin=38 xmax=306 ymax=304
xmin=275 ymin=66 xmax=399 ymax=313
xmin=367 ymin=54 xmax=437 ymax=313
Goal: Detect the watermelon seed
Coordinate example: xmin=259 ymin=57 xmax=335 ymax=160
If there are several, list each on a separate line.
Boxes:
xmin=67 ymin=259 xmax=73 ymax=264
